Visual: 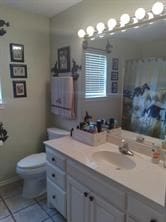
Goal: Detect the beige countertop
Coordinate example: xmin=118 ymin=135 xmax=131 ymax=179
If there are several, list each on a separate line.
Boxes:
xmin=44 ymin=136 xmax=166 ymax=207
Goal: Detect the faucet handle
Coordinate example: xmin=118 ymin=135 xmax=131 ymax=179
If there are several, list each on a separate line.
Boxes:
xmin=121 ymin=139 xmax=128 ymax=148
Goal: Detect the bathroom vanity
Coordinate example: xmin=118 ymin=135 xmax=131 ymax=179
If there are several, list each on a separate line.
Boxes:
xmin=45 ymin=135 xmax=166 ymax=222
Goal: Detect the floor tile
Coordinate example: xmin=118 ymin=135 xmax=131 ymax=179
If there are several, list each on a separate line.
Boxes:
xmin=13 ymin=204 xmax=49 ymax=222
xmin=37 ymin=197 xmax=58 ymax=216
xmin=0 ymin=181 xmax=22 ymax=199
xmin=0 ymin=199 xmax=10 ymax=219
xmin=5 ymin=193 xmax=35 ymax=213
xmin=51 ymin=214 xmax=66 ymax=222
xmin=0 ymin=216 xmax=15 ymax=222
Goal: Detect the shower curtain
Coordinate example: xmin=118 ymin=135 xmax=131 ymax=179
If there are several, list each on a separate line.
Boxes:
xmin=122 ymin=58 xmax=166 ymax=139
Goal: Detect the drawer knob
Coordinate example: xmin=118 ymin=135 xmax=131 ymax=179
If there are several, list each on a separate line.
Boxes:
xmin=84 ymin=192 xmax=88 ymax=197
xmin=150 ymin=220 xmax=157 ymax=222
xmin=52 ymin=195 xmax=56 ymax=199
xmin=51 ymin=157 xmax=56 ymax=162
xmin=89 ymin=196 xmax=94 ymax=201
xmin=52 ymin=174 xmax=55 ymax=178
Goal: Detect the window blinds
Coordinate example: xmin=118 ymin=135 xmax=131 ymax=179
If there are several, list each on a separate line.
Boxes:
xmin=85 ymin=52 xmax=107 ymax=99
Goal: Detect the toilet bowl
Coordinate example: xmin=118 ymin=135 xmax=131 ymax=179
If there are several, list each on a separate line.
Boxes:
xmin=16 ymin=128 xmax=69 ymax=198
xmin=16 ymin=153 xmax=46 ymax=198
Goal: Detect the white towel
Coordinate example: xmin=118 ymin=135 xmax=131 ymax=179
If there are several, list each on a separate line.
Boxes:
xmin=51 ymin=76 xmax=75 ymax=119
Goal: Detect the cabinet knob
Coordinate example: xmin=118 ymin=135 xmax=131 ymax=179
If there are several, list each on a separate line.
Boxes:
xmin=52 ymin=195 xmax=56 ymax=199
xmin=84 ymin=192 xmax=88 ymax=197
xmin=51 ymin=157 xmax=56 ymax=162
xmin=89 ymin=196 xmax=94 ymax=201
xmin=52 ymin=174 xmax=55 ymax=178
xmin=150 ymin=220 xmax=157 ymax=222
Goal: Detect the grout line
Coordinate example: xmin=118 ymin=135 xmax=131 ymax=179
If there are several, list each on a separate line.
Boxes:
xmin=11 ymin=202 xmax=37 ymax=214
xmin=0 ymin=196 xmax=16 ymax=222
xmin=35 ymin=197 xmax=58 ymax=218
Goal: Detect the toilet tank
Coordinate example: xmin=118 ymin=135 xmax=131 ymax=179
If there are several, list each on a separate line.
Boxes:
xmin=47 ymin=128 xmax=70 ymax=140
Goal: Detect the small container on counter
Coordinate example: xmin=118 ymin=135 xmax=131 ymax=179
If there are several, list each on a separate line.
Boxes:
xmin=151 ymin=143 xmax=160 ymax=164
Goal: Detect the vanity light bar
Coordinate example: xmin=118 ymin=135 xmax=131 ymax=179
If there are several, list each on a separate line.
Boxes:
xmin=77 ymin=1 xmax=166 ymax=39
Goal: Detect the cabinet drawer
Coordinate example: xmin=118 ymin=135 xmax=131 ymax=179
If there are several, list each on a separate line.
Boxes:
xmin=47 ymin=162 xmax=66 ymax=190
xmin=46 ymin=147 xmax=66 ymax=170
xmin=47 ymin=179 xmax=66 ymax=217
xmin=127 ymin=195 xmax=165 ymax=222
xmin=67 ymin=160 xmax=125 ymax=210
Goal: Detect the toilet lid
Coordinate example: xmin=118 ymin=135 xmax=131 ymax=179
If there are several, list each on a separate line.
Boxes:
xmin=17 ymin=153 xmax=46 ymax=169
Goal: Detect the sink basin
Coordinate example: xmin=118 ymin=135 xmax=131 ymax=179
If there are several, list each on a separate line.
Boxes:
xmin=92 ymin=151 xmax=136 ymax=170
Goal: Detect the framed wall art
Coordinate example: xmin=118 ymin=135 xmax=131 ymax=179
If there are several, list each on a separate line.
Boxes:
xmin=111 ymin=71 xmax=118 ymax=81
xmin=10 ymin=43 xmax=24 ymax=63
xmin=10 ymin=64 xmax=27 ymax=78
xmin=58 ymin=46 xmax=70 ymax=73
xmin=112 ymin=58 xmax=119 ymax=70
xmin=12 ymin=81 xmax=27 ymax=98
xmin=111 ymin=81 xmax=118 ymax=93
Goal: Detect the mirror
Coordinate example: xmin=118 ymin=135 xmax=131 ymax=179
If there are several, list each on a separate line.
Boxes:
xmin=81 ymin=19 xmax=166 ymax=139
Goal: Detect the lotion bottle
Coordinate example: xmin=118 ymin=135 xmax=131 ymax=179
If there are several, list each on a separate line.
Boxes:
xmin=151 ymin=143 xmax=160 ymax=164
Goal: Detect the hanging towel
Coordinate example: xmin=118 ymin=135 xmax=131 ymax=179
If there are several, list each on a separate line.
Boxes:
xmin=51 ymin=76 xmax=75 ymax=119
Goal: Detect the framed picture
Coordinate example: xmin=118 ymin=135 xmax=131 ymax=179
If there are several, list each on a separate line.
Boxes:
xmin=111 ymin=71 xmax=118 ymax=81
xmin=10 ymin=43 xmax=24 ymax=62
xmin=111 ymin=81 xmax=118 ymax=93
xmin=58 ymin=46 xmax=70 ymax=73
xmin=12 ymin=81 xmax=27 ymax=98
xmin=10 ymin=64 xmax=27 ymax=78
xmin=112 ymin=58 xmax=119 ymax=70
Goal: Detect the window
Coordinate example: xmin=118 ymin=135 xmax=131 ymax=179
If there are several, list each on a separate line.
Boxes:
xmin=84 ymin=51 xmax=107 ymax=99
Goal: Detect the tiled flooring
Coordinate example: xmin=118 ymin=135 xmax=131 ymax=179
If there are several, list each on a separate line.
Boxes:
xmin=0 ymin=181 xmax=66 ymax=222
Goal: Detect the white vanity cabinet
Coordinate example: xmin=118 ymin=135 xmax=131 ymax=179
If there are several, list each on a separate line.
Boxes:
xmin=127 ymin=194 xmax=165 ymax=222
xmin=46 ymin=146 xmax=67 ymax=218
xmin=67 ymin=160 xmax=125 ymax=222
xmin=67 ymin=176 xmax=89 ymax=222
xmin=67 ymin=176 xmax=124 ymax=222
xmin=45 ymin=144 xmax=166 ymax=222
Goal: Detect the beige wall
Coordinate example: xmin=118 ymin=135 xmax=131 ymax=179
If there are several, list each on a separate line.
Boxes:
xmin=0 ymin=5 xmax=50 ymax=184
xmin=50 ymin=0 xmax=156 ymax=129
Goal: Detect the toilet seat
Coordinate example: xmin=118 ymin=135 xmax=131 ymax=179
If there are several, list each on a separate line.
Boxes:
xmin=17 ymin=153 xmax=46 ymax=170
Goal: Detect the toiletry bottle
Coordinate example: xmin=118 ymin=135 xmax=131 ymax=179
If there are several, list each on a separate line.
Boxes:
xmin=96 ymin=120 xmax=102 ymax=133
xmin=152 ymin=143 xmax=160 ymax=164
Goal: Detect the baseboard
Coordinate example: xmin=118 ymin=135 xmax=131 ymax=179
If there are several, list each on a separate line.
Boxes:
xmin=0 ymin=176 xmax=21 ymax=187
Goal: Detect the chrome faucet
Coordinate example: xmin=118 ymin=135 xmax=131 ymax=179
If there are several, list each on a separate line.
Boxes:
xmin=119 ymin=139 xmax=134 ymax=156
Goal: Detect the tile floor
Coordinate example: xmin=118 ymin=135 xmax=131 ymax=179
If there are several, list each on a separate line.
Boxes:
xmin=0 ymin=181 xmax=66 ymax=222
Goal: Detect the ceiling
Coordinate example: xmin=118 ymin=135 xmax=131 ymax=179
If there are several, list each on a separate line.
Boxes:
xmin=0 ymin=0 xmax=82 ymax=17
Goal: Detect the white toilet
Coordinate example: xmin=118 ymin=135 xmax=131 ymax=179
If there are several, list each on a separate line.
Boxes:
xmin=16 ymin=128 xmax=69 ymax=198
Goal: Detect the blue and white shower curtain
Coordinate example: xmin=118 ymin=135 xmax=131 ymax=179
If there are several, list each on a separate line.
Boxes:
xmin=122 ymin=58 xmax=166 ymax=139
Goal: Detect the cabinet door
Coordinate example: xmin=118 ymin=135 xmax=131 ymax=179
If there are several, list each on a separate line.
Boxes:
xmin=67 ymin=176 xmax=90 ymax=222
xmin=89 ymin=193 xmax=125 ymax=222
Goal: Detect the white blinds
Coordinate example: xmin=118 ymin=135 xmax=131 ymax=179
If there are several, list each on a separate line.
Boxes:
xmin=85 ymin=52 xmax=107 ymax=99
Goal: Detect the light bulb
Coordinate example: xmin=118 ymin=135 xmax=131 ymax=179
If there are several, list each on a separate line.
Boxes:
xmin=147 ymin=12 xmax=154 ymax=19
xmin=135 ymin=8 xmax=146 ymax=20
xmin=152 ymin=2 xmax=164 ymax=15
xmin=107 ymin=18 xmax=117 ymax=30
xmin=77 ymin=29 xmax=85 ymax=38
xmin=120 ymin=13 xmax=130 ymax=26
xmin=86 ymin=26 xmax=95 ymax=37
xmin=96 ymin=22 xmax=105 ymax=34
xmin=133 ymin=17 xmax=138 ymax=24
